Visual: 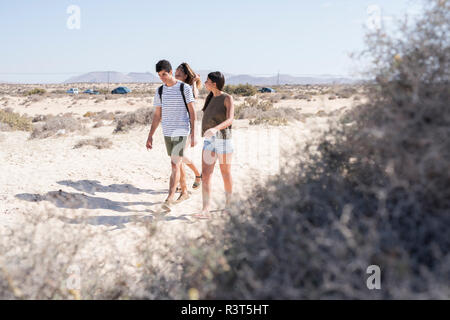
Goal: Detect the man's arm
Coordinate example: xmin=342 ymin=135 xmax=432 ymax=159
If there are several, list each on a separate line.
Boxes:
xmin=146 ymin=106 xmax=161 ymax=149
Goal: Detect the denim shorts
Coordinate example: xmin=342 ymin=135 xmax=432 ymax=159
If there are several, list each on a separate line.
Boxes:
xmin=203 ymin=136 xmax=234 ymax=154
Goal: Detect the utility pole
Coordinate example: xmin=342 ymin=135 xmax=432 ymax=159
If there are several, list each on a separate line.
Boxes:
xmin=107 ymin=71 xmax=110 ymax=93
xmin=277 ymin=70 xmax=280 ymax=86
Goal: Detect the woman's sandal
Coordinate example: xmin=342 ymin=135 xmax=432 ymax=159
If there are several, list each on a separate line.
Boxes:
xmin=192 ymin=212 xmax=211 ymax=220
xmin=192 ymin=174 xmax=202 ymax=190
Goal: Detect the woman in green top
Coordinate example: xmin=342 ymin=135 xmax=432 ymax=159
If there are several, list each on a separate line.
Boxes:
xmin=193 ymin=72 xmax=235 ymax=219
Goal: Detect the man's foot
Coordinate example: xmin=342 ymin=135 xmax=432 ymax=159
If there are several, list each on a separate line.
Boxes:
xmin=175 ymin=192 xmax=190 ymax=204
xmin=162 ymin=198 xmax=176 ymax=211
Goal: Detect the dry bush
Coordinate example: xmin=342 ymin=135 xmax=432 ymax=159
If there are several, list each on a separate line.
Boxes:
xmin=235 ymin=98 xmax=302 ymax=125
xmin=93 ymin=121 xmax=104 ymax=128
xmin=164 ymin=0 xmax=450 ymax=299
xmin=249 ymin=108 xmax=305 ymax=126
xmin=51 ymin=89 xmax=67 ymax=94
xmin=74 ymin=137 xmax=112 ymax=149
xmin=336 ymin=86 xmax=358 ymax=99
xmin=0 ymin=208 xmax=159 ymax=299
xmin=223 ymin=84 xmax=257 ymax=97
xmin=0 ymin=108 xmax=32 ymax=131
xmin=83 ymin=111 xmax=115 ymax=121
xmin=234 ymin=98 xmax=272 ymax=120
xmin=295 ymin=94 xmax=313 ymax=100
xmin=30 ymin=115 xmax=87 ymax=139
xmin=113 ymin=107 xmax=154 ymax=133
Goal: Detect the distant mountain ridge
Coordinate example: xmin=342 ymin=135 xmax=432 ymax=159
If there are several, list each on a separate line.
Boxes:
xmin=64 ymin=71 xmax=357 ymax=85
xmin=64 ymin=71 xmax=158 ymax=84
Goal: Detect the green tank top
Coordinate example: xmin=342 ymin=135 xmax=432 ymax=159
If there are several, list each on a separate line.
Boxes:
xmin=202 ymin=93 xmax=232 ymax=139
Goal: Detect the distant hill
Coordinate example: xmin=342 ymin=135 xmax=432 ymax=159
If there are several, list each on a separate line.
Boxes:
xmin=225 ymin=74 xmax=357 ymax=85
xmin=64 ymin=71 xmax=158 ymax=84
xmin=64 ymin=71 xmax=357 ymax=85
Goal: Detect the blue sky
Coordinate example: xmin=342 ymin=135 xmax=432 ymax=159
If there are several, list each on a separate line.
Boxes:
xmin=0 ymin=0 xmax=424 ymax=83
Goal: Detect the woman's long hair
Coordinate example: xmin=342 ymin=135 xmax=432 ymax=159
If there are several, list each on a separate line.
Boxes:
xmin=203 ymin=71 xmax=225 ymax=111
xmin=178 ymin=62 xmax=202 ymax=89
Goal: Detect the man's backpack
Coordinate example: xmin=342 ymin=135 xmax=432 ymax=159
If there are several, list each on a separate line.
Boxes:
xmin=158 ymin=82 xmax=190 ymax=117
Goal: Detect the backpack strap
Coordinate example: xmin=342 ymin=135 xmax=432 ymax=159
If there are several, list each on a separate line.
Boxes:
xmin=158 ymin=83 xmax=191 ymax=120
xmin=158 ymin=85 xmax=163 ymax=102
xmin=180 ymin=83 xmax=190 ymax=118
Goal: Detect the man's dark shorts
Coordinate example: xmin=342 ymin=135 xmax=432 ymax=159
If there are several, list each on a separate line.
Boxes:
xmin=164 ymin=136 xmax=188 ymax=157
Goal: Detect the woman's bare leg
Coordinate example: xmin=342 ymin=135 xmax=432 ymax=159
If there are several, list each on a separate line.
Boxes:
xmin=201 ymin=149 xmax=217 ymax=213
xmin=218 ymin=153 xmax=233 ymax=208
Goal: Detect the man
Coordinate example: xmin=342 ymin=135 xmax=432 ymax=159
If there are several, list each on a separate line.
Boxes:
xmin=146 ymin=60 xmax=197 ymax=211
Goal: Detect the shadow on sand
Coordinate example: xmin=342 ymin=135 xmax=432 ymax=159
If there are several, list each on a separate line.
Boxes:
xmin=59 ymin=213 xmax=192 ymax=230
xmin=15 ymin=190 xmax=194 ymax=229
xmin=15 ymin=190 xmax=161 ymax=213
xmin=57 ymin=180 xmax=168 ymax=196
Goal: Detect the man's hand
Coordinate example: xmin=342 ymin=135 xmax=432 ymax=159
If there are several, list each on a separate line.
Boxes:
xmin=146 ymin=136 xmax=153 ymax=150
xmin=204 ymin=128 xmax=218 ymax=139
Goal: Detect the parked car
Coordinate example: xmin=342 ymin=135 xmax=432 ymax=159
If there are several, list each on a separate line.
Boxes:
xmin=258 ymin=87 xmax=276 ymax=93
xmin=111 ymin=86 xmax=131 ymax=94
xmin=66 ymin=88 xmax=79 ymax=95
xmin=83 ymin=89 xmax=100 ymax=95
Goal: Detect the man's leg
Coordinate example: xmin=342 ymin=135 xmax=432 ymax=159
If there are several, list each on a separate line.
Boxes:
xmin=179 ymin=163 xmax=188 ymax=194
xmin=167 ymin=155 xmax=182 ymax=201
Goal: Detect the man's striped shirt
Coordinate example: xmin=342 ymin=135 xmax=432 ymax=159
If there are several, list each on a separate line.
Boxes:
xmin=153 ymin=81 xmax=194 ymax=137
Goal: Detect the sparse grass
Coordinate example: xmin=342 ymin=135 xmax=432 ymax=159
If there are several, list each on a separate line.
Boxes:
xmin=74 ymin=137 xmax=112 ymax=149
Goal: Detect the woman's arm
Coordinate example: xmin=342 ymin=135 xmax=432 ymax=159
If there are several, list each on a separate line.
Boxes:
xmin=192 ymin=81 xmax=199 ymax=99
